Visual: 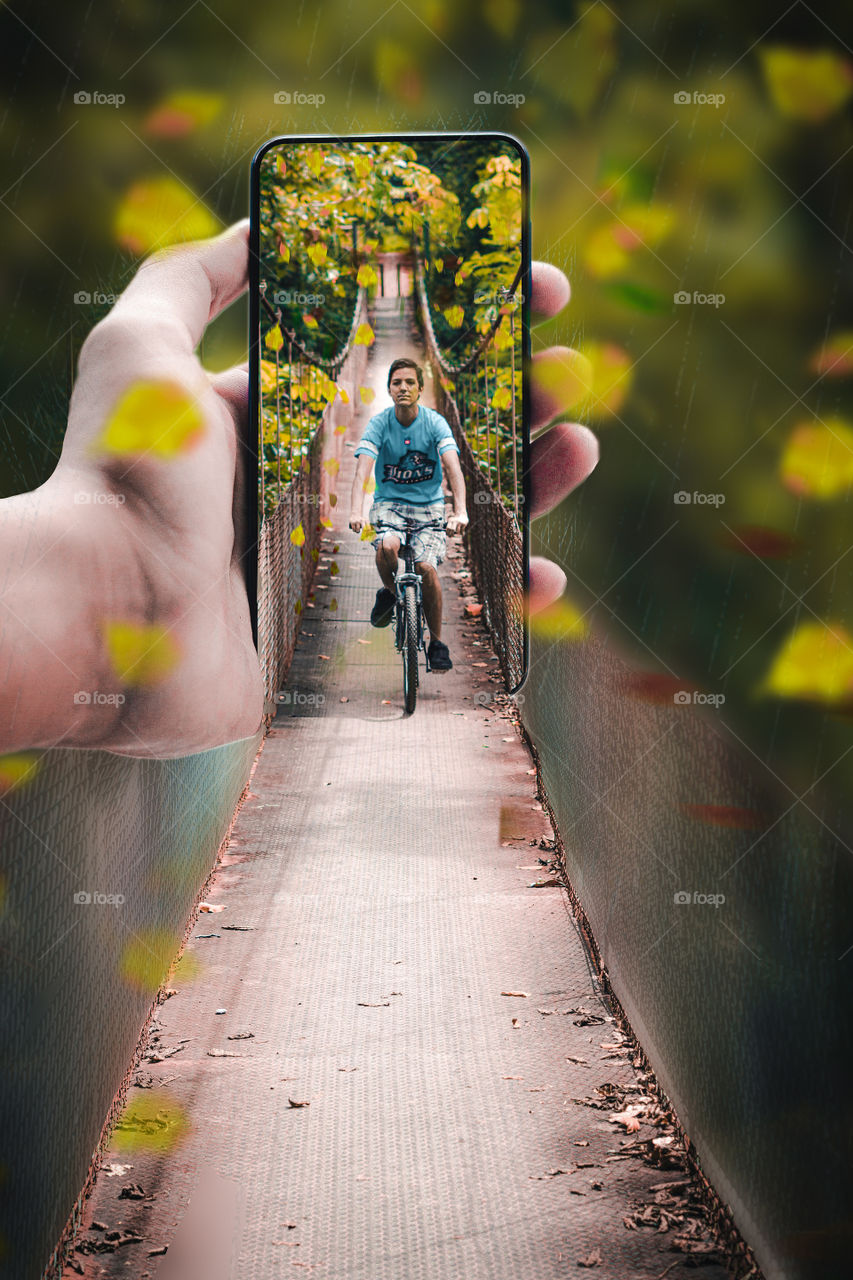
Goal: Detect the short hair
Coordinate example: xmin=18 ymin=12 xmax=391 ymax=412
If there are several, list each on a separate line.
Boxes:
xmin=387 ymin=357 xmax=424 ymax=390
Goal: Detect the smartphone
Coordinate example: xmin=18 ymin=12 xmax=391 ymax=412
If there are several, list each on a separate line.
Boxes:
xmin=248 ymin=132 xmax=530 ymax=716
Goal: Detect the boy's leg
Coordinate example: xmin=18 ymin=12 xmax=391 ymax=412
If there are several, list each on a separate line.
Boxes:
xmin=416 ymin=561 xmax=442 ymax=641
xmin=376 ymin=534 xmax=400 ymax=590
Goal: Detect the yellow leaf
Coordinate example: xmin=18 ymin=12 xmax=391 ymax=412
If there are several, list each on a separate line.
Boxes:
xmin=102 ymin=619 xmax=180 ymax=686
xmin=290 ymin=523 xmax=306 ymax=547
xmin=356 ymin=263 xmax=378 ymax=287
xmin=329 ymin=597 xmax=338 ymax=611
xmin=583 ymin=224 xmax=629 ymax=279
xmin=526 ymin=597 xmax=589 ymax=642
xmin=94 ymin=381 xmax=205 ymax=457
xmin=119 ymin=928 xmax=180 ymax=993
xmin=534 ymin=348 xmax=593 ymax=416
xmin=260 ymin=359 xmax=278 ymax=393
xmin=359 ymin=386 xmax=376 ymax=404
xmin=324 ymin=458 xmax=340 ymax=476
xmin=264 ymin=325 xmax=284 ymax=352
xmin=360 ymin=523 xmax=376 ymax=540
xmin=616 ymin=203 xmax=675 ymax=249
xmin=305 ymin=148 xmax=324 ymax=177
xmin=580 ymin=342 xmax=633 ymax=419
xmin=330 ymin=560 xmax=340 ymax=576
xmin=306 ymin=242 xmax=328 ymax=267
xmin=493 ymin=316 xmax=513 ymax=351
xmin=491 ymin=386 xmax=512 ymax=410
xmin=143 ymin=91 xmax=223 ymax=138
xmin=279 ymin=241 xmax=290 ymax=262
xmin=113 ymin=177 xmax=220 ymax=255
xmin=329 ymin=493 xmax=338 ymax=507
xmin=0 ymin=752 xmax=40 ymax=795
xmin=353 ymin=154 xmax=372 ymax=179
xmin=113 ymin=1089 xmax=189 ymax=1154
xmin=303 ymin=314 xmax=319 ymax=329
xmin=354 ymin=323 xmax=375 ymax=346
xmin=759 ymin=621 xmax=853 ymax=704
xmin=809 ymin=331 xmax=853 ymax=378
xmin=434 ymin=258 xmax=444 ymax=273
xmin=780 ymin=418 xmax=853 ymax=498
xmin=444 ymin=305 xmax=465 ymax=328
xmin=759 ymin=46 xmax=853 ymax=123
xmin=320 ymin=517 xmax=333 ymax=528
xmin=295 ymin=599 xmax=303 ymax=614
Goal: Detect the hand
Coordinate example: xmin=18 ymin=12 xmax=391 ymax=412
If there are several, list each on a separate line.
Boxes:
xmin=0 ymin=221 xmax=263 ymax=757
xmin=349 ymin=515 xmax=364 ymax=534
xmin=445 ymin=512 xmax=469 ymax=535
xmin=527 ymin=262 xmax=599 ymax=613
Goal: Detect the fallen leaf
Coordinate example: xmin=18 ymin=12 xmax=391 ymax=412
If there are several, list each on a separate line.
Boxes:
xmin=501 ymin=990 xmax=529 ymax=997
xmin=198 ymin=902 xmax=225 ymax=913
xmin=578 ymin=1248 xmax=602 ymax=1267
xmin=288 ymin=1098 xmax=310 ymax=1107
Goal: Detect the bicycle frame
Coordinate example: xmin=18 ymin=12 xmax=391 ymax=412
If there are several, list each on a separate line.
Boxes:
xmin=393 ymin=516 xmax=444 ymax=677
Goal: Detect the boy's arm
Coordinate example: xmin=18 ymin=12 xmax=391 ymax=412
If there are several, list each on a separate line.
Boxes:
xmin=349 ymin=452 xmax=375 ymax=531
xmin=440 ymin=449 xmax=469 ymax=533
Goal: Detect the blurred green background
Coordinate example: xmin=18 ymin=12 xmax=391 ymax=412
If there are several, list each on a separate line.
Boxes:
xmin=1 ymin=0 xmax=851 ymax=820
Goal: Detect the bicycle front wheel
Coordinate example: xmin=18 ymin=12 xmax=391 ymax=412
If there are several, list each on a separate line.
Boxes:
xmin=402 ymin=584 xmax=418 ymax=714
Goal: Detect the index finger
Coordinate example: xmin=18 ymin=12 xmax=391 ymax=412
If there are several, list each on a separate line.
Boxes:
xmin=109 ymin=219 xmax=250 ymax=355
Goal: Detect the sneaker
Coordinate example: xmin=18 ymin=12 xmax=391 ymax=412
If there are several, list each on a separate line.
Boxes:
xmin=427 ymin=638 xmax=452 ymax=671
xmin=370 ymin=587 xmax=396 ymax=628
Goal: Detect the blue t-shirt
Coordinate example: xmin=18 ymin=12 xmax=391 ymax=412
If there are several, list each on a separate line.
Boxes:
xmin=354 ymin=404 xmax=459 ymax=503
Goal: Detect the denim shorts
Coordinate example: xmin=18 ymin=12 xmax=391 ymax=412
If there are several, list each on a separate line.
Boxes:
xmin=368 ymin=498 xmax=447 ymax=567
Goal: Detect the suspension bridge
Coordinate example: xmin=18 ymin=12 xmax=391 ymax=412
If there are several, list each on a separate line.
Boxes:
xmin=39 ymin=256 xmax=733 ymax=1280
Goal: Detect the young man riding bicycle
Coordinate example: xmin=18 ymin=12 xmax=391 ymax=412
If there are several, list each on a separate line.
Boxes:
xmin=348 ymin=357 xmax=469 ymax=672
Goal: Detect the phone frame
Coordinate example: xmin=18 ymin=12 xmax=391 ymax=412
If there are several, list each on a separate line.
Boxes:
xmin=248 ymin=130 xmax=531 ymax=692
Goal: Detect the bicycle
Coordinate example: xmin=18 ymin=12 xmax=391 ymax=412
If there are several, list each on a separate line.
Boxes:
xmin=393 ymin=515 xmax=445 ymax=714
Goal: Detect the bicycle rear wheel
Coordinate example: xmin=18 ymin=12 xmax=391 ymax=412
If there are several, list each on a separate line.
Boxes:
xmin=402 ymin=584 xmax=418 ymax=713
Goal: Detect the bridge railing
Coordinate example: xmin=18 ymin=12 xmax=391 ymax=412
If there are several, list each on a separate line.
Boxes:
xmin=257 ymin=285 xmax=368 ymax=721
xmin=413 ymin=254 xmax=525 ymax=689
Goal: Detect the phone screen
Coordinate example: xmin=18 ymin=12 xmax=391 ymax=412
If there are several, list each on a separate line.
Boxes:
xmin=249 ymin=132 xmax=529 ymax=718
